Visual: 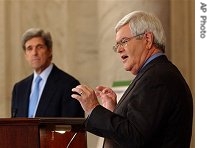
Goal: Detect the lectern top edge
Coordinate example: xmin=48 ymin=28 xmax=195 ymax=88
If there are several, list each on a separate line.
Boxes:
xmin=0 ymin=117 xmax=86 ymax=126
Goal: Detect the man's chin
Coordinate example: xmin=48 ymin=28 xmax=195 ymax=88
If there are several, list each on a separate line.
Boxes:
xmin=32 ymin=65 xmax=41 ymax=71
xmin=123 ymin=66 xmax=130 ymax=72
xmin=31 ymin=65 xmax=40 ymax=69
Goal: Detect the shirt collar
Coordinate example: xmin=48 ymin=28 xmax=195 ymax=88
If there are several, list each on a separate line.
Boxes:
xmin=138 ymin=52 xmax=164 ymax=74
xmin=33 ymin=63 xmax=53 ymax=81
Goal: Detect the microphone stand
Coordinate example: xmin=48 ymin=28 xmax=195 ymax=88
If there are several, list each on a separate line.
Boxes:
xmin=66 ymin=132 xmax=78 ymax=148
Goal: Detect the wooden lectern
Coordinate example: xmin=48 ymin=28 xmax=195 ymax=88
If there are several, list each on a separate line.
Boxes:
xmin=0 ymin=118 xmax=87 ymax=148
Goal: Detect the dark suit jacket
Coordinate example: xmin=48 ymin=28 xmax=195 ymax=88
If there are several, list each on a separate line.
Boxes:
xmin=85 ymin=55 xmax=193 ymax=148
xmin=11 ymin=64 xmax=84 ymax=118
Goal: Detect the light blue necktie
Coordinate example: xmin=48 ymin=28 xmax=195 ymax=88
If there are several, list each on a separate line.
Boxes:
xmin=28 ymin=75 xmax=42 ymax=118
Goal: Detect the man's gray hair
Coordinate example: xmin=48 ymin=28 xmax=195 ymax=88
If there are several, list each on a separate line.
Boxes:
xmin=115 ymin=11 xmax=166 ymax=52
xmin=21 ymin=28 xmax=53 ymax=50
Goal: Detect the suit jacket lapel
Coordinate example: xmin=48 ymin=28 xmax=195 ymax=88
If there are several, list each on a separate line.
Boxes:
xmin=18 ymin=75 xmax=33 ymax=117
xmin=114 ymin=71 xmax=143 ymax=110
xmin=114 ymin=55 xmax=168 ymax=110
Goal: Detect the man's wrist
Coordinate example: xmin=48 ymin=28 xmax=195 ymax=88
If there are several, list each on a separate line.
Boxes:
xmin=87 ymin=104 xmax=100 ymax=115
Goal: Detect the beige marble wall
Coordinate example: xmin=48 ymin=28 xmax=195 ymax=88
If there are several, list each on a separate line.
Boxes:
xmin=0 ymin=0 xmax=7 ymax=118
xmin=171 ymin=0 xmax=195 ymax=96
xmin=0 ymin=0 xmax=194 ymax=147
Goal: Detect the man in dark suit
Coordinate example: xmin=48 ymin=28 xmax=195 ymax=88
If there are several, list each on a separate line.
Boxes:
xmin=71 ymin=11 xmax=193 ymax=148
xmin=11 ymin=28 xmax=84 ymax=118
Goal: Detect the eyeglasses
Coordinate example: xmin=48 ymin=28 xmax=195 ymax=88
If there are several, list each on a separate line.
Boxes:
xmin=112 ymin=32 xmax=145 ymax=52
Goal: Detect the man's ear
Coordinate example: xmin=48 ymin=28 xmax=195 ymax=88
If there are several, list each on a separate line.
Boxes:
xmin=145 ymin=32 xmax=154 ymax=49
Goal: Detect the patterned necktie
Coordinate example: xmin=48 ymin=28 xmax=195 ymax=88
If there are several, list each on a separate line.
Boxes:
xmin=28 ymin=76 xmax=42 ymax=118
